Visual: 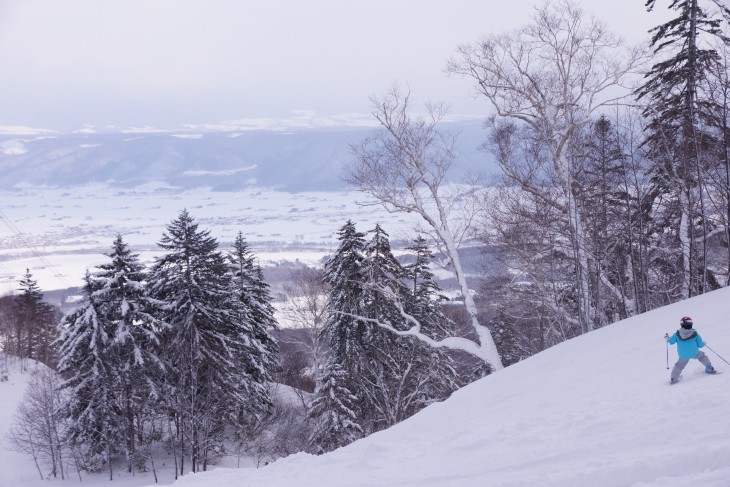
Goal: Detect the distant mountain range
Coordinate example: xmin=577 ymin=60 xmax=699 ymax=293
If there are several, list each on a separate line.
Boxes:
xmin=0 ymin=121 xmax=497 ymax=192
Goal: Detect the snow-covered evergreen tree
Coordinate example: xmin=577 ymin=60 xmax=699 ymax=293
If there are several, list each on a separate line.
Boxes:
xmin=356 ymin=224 xmax=413 ymax=429
xmin=148 ymin=210 xmax=258 ymax=473
xmin=322 ymin=223 xmax=457 ymax=434
xmin=402 ymin=236 xmax=459 ymax=397
xmin=359 ymin=227 xmax=457 ymax=429
xmin=362 ymin=224 xmax=410 ymax=326
xmin=56 ymin=235 xmax=161 ymax=476
xmin=320 ymin=220 xmax=369 ymax=435
xmin=17 ymin=269 xmax=56 ymax=365
xmin=403 ymin=236 xmax=452 ymax=340
xmin=227 ymin=231 xmax=278 ymax=402
xmin=637 ymin=0 xmax=730 ymax=298
xmin=308 ymin=361 xmax=362 ymax=454
xmin=580 ymin=116 xmax=637 ymax=325
xmin=322 ymin=220 xmax=368 ymax=372
xmin=92 ymin=234 xmax=162 ymax=472
xmin=56 ymin=272 xmax=119 ymax=475
xmin=226 ymin=231 xmax=278 ymax=453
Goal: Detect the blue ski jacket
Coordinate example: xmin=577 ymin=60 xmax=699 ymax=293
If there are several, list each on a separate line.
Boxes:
xmin=668 ymin=329 xmax=706 ymax=360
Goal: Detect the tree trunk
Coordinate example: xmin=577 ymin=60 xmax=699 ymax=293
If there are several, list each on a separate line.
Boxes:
xmin=679 ymin=189 xmax=693 ymax=298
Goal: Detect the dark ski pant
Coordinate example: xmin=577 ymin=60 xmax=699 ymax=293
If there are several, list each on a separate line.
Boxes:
xmin=671 ymin=351 xmax=712 ymax=382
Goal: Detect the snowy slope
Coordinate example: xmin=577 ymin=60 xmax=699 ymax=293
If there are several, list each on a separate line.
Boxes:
xmin=149 ymin=287 xmax=730 ymax=487
xmin=0 ymin=363 xmax=45 ymax=485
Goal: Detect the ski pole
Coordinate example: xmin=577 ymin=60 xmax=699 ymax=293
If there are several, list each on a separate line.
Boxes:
xmin=665 ymin=333 xmax=670 ymax=369
xmin=706 ymin=345 xmax=730 ymax=366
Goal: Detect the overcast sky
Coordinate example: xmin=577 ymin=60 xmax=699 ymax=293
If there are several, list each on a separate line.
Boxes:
xmin=0 ymin=0 xmax=668 ymax=132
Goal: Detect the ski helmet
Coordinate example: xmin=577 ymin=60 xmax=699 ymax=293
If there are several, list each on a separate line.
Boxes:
xmin=680 ymin=316 xmax=693 ymax=329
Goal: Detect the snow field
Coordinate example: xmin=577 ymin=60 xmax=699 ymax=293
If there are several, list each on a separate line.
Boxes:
xmin=0 ymin=364 xmax=42 ymax=486
xmin=0 ymin=184 xmax=421 ymax=293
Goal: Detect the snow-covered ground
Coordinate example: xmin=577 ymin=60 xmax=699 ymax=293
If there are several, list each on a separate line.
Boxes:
xmin=3 ymin=286 xmax=730 ymax=486
xmin=0 ymin=363 xmax=305 ymax=486
xmin=0 ymin=361 xmax=202 ymax=486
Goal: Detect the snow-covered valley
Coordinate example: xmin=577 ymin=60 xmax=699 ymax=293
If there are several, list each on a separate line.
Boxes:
xmin=0 ymin=183 xmax=425 ymax=295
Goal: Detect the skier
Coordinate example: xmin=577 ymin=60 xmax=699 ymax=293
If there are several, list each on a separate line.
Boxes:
xmin=665 ymin=316 xmax=716 ymax=384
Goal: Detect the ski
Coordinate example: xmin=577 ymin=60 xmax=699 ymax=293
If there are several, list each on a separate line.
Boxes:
xmin=669 ymin=371 xmax=722 ymax=384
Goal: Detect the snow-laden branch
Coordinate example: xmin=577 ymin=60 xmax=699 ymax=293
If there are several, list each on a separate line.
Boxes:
xmin=343 ymin=280 xmax=502 ymax=368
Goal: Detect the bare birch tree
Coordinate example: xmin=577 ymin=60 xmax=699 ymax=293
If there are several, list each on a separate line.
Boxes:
xmin=8 ymin=367 xmax=68 ymax=480
xmin=448 ymin=0 xmax=644 ymax=330
xmin=281 ymin=267 xmax=329 ymax=385
xmin=347 ymin=85 xmax=503 ymax=371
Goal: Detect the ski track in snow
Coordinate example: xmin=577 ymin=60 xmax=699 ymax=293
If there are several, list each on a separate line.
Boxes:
xmin=2 ymin=287 xmax=730 ymax=486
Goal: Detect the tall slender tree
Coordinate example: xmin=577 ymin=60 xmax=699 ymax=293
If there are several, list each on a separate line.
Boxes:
xmin=706 ymin=41 xmax=730 ymax=286
xmin=312 ymin=220 xmax=368 ymax=445
xmin=56 ymin=273 xmax=119 ymax=476
xmin=450 ymin=1 xmax=643 ymax=330
xmin=17 ymin=269 xmax=56 ymax=365
xmin=356 ymin=224 xmax=415 ymax=430
xmin=56 ymin=236 xmax=161 ymax=476
xmin=91 ymin=234 xmax=162 ymax=473
xmin=636 ymin=0 xmax=730 ymax=297
xmin=228 ymin=231 xmax=278 ymax=395
xmin=226 ymin=230 xmax=278 ymax=448
xmin=148 ymin=210 xmax=259 ymax=473
xmin=403 ymin=236 xmax=452 ymax=340
xmin=321 ymin=220 xmax=368 ymax=372
xmin=348 ymin=86 xmax=503 ymax=370
xmin=581 ymin=116 xmax=635 ymax=324
xmin=321 ymin=223 xmax=458 ymax=433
